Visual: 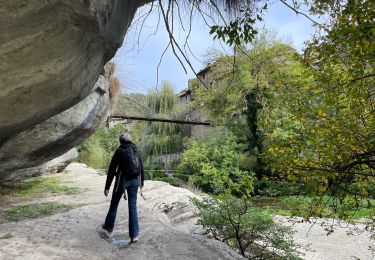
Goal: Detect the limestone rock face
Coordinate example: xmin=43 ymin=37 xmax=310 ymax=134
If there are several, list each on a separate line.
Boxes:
xmin=0 ymin=75 xmax=110 ymax=181
xmin=0 ymin=0 xmax=143 ymax=140
xmin=3 ymin=148 xmax=78 ymax=182
xmin=0 ymin=0 xmax=148 ymax=181
xmin=36 ymin=148 xmax=79 ymax=175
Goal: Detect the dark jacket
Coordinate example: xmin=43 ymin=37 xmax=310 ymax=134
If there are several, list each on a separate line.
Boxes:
xmin=105 ymin=141 xmax=145 ymax=190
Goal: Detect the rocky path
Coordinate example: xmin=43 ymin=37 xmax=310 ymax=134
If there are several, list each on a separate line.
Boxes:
xmin=0 ymin=163 xmax=374 ymax=260
xmin=277 ymin=217 xmax=374 ymax=260
xmin=0 ymin=164 xmax=243 ymax=260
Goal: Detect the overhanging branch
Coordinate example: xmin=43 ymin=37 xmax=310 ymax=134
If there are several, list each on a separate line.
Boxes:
xmin=109 ymin=115 xmax=211 ymax=125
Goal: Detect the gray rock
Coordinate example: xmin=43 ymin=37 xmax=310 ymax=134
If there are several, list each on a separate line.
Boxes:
xmin=0 ymin=163 xmax=246 ymax=259
xmin=39 ymin=148 xmax=78 ymax=174
xmin=0 ymin=0 xmax=144 ymax=140
xmin=2 ymin=148 xmax=78 ymax=182
xmin=0 ymin=0 xmax=151 ymax=181
xmin=0 ymin=74 xmax=109 ymax=181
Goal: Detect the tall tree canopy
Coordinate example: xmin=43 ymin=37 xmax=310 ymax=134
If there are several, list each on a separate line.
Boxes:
xmin=261 ymin=0 xmax=375 ymax=203
xmin=190 ymin=37 xmax=302 ymax=179
xmin=114 ymin=0 xmax=373 ymax=215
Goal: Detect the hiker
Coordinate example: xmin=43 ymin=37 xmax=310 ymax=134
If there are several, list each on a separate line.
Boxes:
xmin=102 ymin=133 xmax=144 ymax=243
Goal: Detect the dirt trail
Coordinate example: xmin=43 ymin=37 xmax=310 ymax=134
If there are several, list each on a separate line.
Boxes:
xmin=0 ymin=163 xmax=243 ymax=260
xmin=0 ymin=163 xmax=374 ymax=260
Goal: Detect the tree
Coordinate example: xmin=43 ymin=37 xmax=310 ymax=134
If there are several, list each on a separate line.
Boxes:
xmin=77 ymin=124 xmax=126 ymax=169
xmin=257 ymin=0 xmax=375 ymax=219
xmin=189 ymin=37 xmax=302 ymax=180
xmin=136 ymin=0 xmax=374 ymax=219
xmin=181 ymin=0 xmax=374 ymax=210
xmin=138 ymin=81 xmax=185 ymax=168
xmin=194 ymin=194 xmax=300 ymax=259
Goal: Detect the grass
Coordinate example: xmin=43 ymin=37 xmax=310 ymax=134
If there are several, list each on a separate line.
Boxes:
xmin=0 ymin=176 xmax=83 ymax=224
xmin=0 ymin=177 xmax=82 ymax=200
xmin=0 ymin=233 xmax=13 ymax=239
xmin=0 ymin=186 xmax=12 ymax=196
xmin=18 ymin=177 xmax=81 ymax=196
xmin=0 ymin=202 xmax=74 ymax=223
xmin=252 ymin=195 xmax=375 ymax=221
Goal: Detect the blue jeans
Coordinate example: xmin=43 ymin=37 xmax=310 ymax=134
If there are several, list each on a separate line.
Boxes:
xmin=104 ymin=178 xmax=139 ymax=238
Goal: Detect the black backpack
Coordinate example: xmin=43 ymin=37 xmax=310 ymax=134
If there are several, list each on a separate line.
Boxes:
xmin=122 ymin=146 xmax=141 ymax=178
xmin=115 ymin=146 xmax=142 ymax=195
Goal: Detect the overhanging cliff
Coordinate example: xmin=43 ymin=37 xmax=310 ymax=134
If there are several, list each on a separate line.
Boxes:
xmin=0 ymin=0 xmax=148 ymax=181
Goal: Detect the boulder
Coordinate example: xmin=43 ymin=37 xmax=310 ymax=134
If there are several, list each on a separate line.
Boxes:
xmin=0 ymin=0 xmax=144 ymax=140
xmin=2 ymin=148 xmax=78 ymax=182
xmin=0 ymin=73 xmax=110 ymax=181
xmin=0 ymin=0 xmax=150 ymax=181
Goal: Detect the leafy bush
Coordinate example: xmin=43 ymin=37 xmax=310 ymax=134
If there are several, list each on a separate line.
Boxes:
xmin=178 ymin=131 xmax=254 ymax=196
xmin=193 ymin=194 xmax=301 ymax=259
xmin=77 ymin=139 xmax=106 ymax=169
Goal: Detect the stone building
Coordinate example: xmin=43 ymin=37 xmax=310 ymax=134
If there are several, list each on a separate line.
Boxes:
xmin=177 ymin=65 xmax=215 ymax=139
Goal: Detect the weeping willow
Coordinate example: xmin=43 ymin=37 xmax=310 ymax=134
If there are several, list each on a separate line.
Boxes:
xmin=139 ymin=82 xmax=184 ymax=168
xmin=147 ymin=83 xmax=176 ymax=114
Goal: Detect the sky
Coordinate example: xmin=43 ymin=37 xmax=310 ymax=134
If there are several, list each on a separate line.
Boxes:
xmin=112 ymin=1 xmax=316 ymax=94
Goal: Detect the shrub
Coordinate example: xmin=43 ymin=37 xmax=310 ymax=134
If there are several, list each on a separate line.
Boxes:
xmin=77 ymin=139 xmax=106 ymax=169
xmin=193 ymin=194 xmax=301 ymax=259
xmin=178 ymin=131 xmax=254 ymax=196
xmin=154 ymin=176 xmax=183 ymax=187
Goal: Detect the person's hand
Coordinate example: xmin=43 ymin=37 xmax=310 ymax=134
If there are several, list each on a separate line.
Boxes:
xmin=104 ymin=189 xmax=109 ymax=197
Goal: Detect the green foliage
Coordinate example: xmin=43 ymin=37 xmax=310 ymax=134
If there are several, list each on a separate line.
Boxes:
xmin=147 ymin=82 xmax=176 ymax=114
xmin=111 ymin=93 xmax=148 ymax=142
xmin=193 ymin=194 xmax=300 ymax=259
xmin=178 ymin=131 xmax=253 ymax=196
xmin=77 ymin=124 xmax=126 ymax=169
xmin=153 ymin=176 xmax=182 ymax=187
xmin=253 ymin=180 xmax=304 ymax=197
xmin=203 ymin=16 xmax=375 ymax=220
xmin=209 ymin=3 xmax=268 ymax=46
xmin=77 ymin=139 xmax=106 ymax=169
xmin=0 ymin=233 xmax=13 ymax=239
xmin=196 ymin=13 xmax=375 ymax=220
xmin=257 ymin=0 xmax=375 ymax=219
xmin=0 ymin=202 xmax=73 ymax=223
xmin=139 ymin=82 xmax=185 ymax=166
xmin=18 ymin=177 xmax=81 ymax=196
xmin=191 ymin=35 xmax=300 ymax=179
xmin=0 ymin=177 xmax=81 ymax=200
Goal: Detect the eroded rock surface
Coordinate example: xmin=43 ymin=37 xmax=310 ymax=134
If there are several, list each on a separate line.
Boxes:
xmin=0 ymin=148 xmax=78 ymax=182
xmin=0 ymin=163 xmax=245 ymax=260
xmin=0 ymin=0 xmax=143 ymax=139
xmin=0 ymin=0 xmax=148 ymax=180
xmin=1 ymin=163 xmax=372 ymax=260
xmin=0 ymin=73 xmax=110 ymax=181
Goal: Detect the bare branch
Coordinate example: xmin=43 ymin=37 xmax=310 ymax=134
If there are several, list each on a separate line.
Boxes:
xmin=279 ymin=0 xmax=325 ymax=29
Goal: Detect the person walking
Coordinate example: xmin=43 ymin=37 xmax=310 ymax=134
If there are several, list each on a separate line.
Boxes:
xmin=102 ymin=133 xmax=144 ymax=243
